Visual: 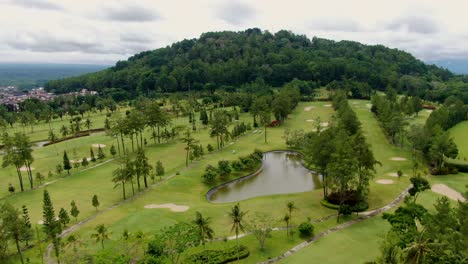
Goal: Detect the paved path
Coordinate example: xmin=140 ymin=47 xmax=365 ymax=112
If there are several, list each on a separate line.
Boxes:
xmin=258 ymin=185 xmax=411 ymax=264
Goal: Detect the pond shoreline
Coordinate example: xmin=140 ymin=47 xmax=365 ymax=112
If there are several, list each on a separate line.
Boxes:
xmin=205 ymin=150 xmax=316 ymax=203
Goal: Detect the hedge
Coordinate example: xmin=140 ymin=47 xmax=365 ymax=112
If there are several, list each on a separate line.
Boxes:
xmin=185 ymin=245 xmax=249 ymax=264
xmin=445 ymin=158 xmax=468 ymax=173
xmin=320 ymin=200 xmax=368 ymax=212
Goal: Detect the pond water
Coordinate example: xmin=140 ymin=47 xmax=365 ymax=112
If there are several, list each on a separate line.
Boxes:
xmin=208 ymin=151 xmax=322 ymax=203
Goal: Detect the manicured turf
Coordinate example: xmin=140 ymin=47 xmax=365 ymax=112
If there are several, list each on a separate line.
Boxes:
xmin=450 ymin=121 xmax=468 ymax=160
xmin=3 ymin=99 xmax=466 ymax=264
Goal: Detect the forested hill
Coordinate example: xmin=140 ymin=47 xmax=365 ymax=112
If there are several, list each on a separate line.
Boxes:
xmin=45 ymin=28 xmax=467 ymax=102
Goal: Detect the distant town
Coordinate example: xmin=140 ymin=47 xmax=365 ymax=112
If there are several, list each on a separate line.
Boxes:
xmin=0 ymin=86 xmax=97 ymax=111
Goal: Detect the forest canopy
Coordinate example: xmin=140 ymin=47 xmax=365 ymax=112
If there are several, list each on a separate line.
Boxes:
xmin=45 ymin=28 xmax=467 ymax=103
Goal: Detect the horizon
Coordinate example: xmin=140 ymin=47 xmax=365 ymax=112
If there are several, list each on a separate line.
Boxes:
xmin=0 ymin=0 xmax=467 ymax=65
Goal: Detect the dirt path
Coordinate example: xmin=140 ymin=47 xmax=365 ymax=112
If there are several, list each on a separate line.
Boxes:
xmin=258 ymin=185 xmax=411 ymax=264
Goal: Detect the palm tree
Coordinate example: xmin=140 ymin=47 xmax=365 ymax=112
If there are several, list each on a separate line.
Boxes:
xmin=403 ymin=231 xmax=435 ymax=264
xmin=192 ymin=211 xmax=214 ymax=248
xmin=112 ymin=167 xmax=126 ymax=200
xmin=85 ymin=118 xmax=92 ymax=131
xmin=286 ymin=201 xmax=297 ymax=229
xmin=228 ymin=203 xmax=247 ymax=260
xmin=60 ymin=125 xmax=69 ymax=138
xmin=283 ymin=213 xmax=291 ymax=238
xmin=91 ymin=224 xmax=110 ymax=249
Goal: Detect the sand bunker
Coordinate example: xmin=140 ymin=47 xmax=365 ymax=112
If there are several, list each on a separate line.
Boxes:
xmin=321 ymin=122 xmax=329 ymax=127
xmin=390 ymin=157 xmax=407 ymax=161
xmin=323 ymin=104 xmax=332 ymax=107
xmin=144 ymin=203 xmax=189 ymax=212
xmin=365 ymin=103 xmax=372 ymax=108
xmin=92 ymin=144 xmax=106 ymax=148
xmin=425 ymin=110 xmax=433 ymax=113
xmin=387 ymin=172 xmax=406 ymax=177
xmin=304 ymin=106 xmax=316 ymax=111
xmin=306 ymin=119 xmax=315 ymax=122
xmin=376 ymin=179 xmax=394 ymax=184
xmin=431 ymin=184 xmax=466 ymax=202
xmin=19 ymin=166 xmax=34 ymax=172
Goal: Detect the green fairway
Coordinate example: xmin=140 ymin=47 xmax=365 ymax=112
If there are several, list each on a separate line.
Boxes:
xmin=450 ymin=121 xmax=468 ymax=160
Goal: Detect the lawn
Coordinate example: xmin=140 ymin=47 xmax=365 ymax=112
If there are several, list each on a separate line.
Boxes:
xmin=449 ymin=120 xmax=468 ymax=160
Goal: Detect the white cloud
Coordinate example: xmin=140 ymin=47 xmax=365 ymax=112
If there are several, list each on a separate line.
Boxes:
xmin=0 ymin=0 xmax=466 ymax=64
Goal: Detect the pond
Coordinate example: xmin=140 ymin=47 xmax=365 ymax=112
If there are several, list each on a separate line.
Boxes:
xmin=207 ymin=151 xmax=322 ymax=203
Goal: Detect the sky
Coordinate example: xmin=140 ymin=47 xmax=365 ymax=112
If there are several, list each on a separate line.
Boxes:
xmin=0 ymin=0 xmax=467 ymax=65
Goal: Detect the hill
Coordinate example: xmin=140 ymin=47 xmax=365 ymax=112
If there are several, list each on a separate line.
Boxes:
xmin=0 ymin=63 xmax=108 ymax=89
xmin=45 ymin=28 xmax=467 ymax=102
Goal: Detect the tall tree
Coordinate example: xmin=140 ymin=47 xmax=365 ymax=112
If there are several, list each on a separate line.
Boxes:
xmin=43 ymin=190 xmax=62 ymax=263
xmin=1 ymin=203 xmax=32 ymax=264
xmin=91 ymin=224 xmax=110 ymax=249
xmin=192 ymin=211 xmax=214 ymax=248
xmin=70 ymin=200 xmax=80 ymax=222
xmin=181 ymin=129 xmax=198 ymax=166
xmin=63 ymin=151 xmax=72 ymax=175
xmin=92 ymin=195 xmax=100 ymax=211
xmin=229 ymin=203 xmax=248 ymax=260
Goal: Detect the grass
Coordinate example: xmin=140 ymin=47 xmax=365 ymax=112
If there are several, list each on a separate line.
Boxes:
xmin=2 ymin=99 xmax=466 ymax=264
xmin=449 ymin=121 xmax=468 ymax=160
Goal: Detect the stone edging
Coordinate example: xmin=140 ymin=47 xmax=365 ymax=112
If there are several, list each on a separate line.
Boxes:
xmin=205 ymin=150 xmax=313 ymax=202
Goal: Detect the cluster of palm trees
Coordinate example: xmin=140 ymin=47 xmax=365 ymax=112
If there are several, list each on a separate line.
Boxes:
xmin=111 ymin=148 xmax=154 ymax=200
xmin=2 ymin=132 xmax=34 ymax=192
xmin=108 ymin=101 xmax=172 ymax=156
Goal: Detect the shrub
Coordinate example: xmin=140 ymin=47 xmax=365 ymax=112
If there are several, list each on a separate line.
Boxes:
xmin=231 ymin=160 xmax=245 ymax=171
xmin=326 ymin=190 xmax=361 ymax=206
xmin=202 ymin=165 xmax=218 ymax=183
xmin=217 ymin=160 xmax=232 ymax=178
xmin=207 ymin=144 xmax=214 ymax=152
xmin=298 ymin=222 xmax=314 ymax=238
xmin=185 ymin=245 xmax=249 ymax=264
xmin=338 ymin=204 xmax=353 ymax=216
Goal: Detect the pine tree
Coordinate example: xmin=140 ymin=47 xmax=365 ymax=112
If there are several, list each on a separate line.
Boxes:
xmin=92 ymin=194 xmax=100 ymax=211
xmin=70 ymin=200 xmax=80 ymax=222
xmin=110 ymin=145 xmax=117 ymax=157
xmin=58 ymin=208 xmax=70 ymax=228
xmin=98 ymin=146 xmax=105 ymax=159
xmin=90 ymin=147 xmax=96 ymax=162
xmin=42 ymin=190 xmax=61 ymax=263
xmin=21 ymin=205 xmax=32 ymax=245
xmin=63 ymin=151 xmax=71 ymax=174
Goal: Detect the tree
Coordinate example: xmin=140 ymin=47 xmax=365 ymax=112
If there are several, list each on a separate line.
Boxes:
xmin=91 ymin=224 xmax=110 ymax=249
xmin=408 ymin=176 xmax=430 ymax=202
xmin=81 ymin=157 xmax=89 ymax=167
xmin=428 ymin=132 xmax=458 ymax=169
xmin=155 ymin=160 xmax=165 ymax=180
xmin=90 ymin=147 xmax=96 ymax=162
xmin=2 ymin=133 xmax=25 ymax=191
xmin=70 ymin=200 xmax=80 ymax=222
xmin=259 ymin=110 xmax=271 ymax=143
xmin=56 ymin=164 xmax=63 ymax=176
xmin=229 ymin=203 xmax=248 ymax=260
xmin=246 ymin=213 xmax=273 ymax=251
xmin=192 ymin=211 xmax=214 ymax=248
xmin=149 ymin=222 xmax=199 ymax=264
xmin=1 ymin=203 xmax=32 ymax=264
xmin=280 ymin=213 xmax=290 ymax=240
xmin=97 ymin=146 xmax=105 ymax=159
xmin=85 ymin=118 xmax=92 ymax=131
xmin=112 ymin=165 xmax=127 ymax=200
xmin=63 ymin=151 xmax=72 ymax=175
xmin=58 ymin=208 xmax=70 ymax=228
xmin=110 ymin=145 xmax=117 ymax=157
xmin=217 ymin=160 xmax=231 ymax=178
xmin=286 ymin=201 xmax=297 ymax=236
xmin=210 ymin=111 xmax=229 ymax=149
xmin=36 ymin=172 xmax=45 ymax=185
xmin=92 ymin=194 xmax=100 ymax=211
xmin=297 ymin=221 xmax=314 ymax=238
xmin=181 ymin=129 xmax=198 ymax=166
xmin=202 ymin=165 xmax=218 ymax=183
xmin=43 ymin=190 xmax=61 ymax=263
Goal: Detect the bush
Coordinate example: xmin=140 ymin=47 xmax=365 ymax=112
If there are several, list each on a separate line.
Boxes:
xmin=231 ymin=160 xmax=245 ymax=171
xmin=338 ymin=204 xmax=353 ymax=216
xmin=445 ymin=159 xmax=468 ymax=172
xmin=320 ymin=199 xmax=368 ymax=212
xmin=326 ymin=190 xmax=361 ymax=206
xmin=185 ymin=245 xmax=249 ymax=264
xmin=298 ymin=222 xmax=314 ymax=238
xmin=202 ymin=165 xmax=218 ymax=183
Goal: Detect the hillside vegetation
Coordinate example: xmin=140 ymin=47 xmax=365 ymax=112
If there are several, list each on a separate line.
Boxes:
xmin=45 ymin=29 xmax=467 ymax=102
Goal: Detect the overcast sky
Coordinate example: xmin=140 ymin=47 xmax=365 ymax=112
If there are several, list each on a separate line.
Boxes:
xmin=0 ymin=0 xmax=467 ymax=65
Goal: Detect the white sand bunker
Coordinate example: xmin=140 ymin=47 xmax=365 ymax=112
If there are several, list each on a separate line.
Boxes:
xmin=304 ymin=106 xmax=316 ymax=111
xmin=19 ymin=166 xmax=34 ymax=172
xmin=144 ymin=203 xmax=189 ymax=212
xmin=365 ymin=103 xmax=372 ymax=108
xmin=387 ymin=172 xmax=406 ymax=177
xmin=431 ymin=184 xmax=466 ymax=202
xmin=390 ymin=157 xmax=407 ymax=161
xmin=376 ymin=179 xmax=394 ymax=184
xmin=92 ymin=144 xmax=106 ymax=148
xmin=306 ymin=119 xmax=314 ymax=122
xmin=321 ymin=122 xmax=329 ymax=127
xmin=425 ymin=110 xmax=433 ymax=113
xmin=323 ymin=104 xmax=332 ymax=107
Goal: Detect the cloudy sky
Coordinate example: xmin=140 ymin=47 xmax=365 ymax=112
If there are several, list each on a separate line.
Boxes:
xmin=0 ymin=0 xmax=467 ymax=65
